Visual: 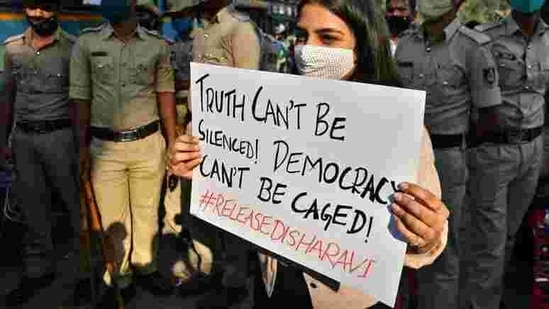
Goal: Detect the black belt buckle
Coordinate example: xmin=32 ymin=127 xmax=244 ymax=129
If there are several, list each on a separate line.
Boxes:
xmin=116 ymin=130 xmax=138 ymax=142
xmin=506 ymin=129 xmax=525 ymax=144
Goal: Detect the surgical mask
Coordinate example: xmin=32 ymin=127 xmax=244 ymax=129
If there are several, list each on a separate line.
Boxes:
xmin=171 ymin=17 xmax=194 ymax=35
xmin=101 ymin=0 xmax=133 ymax=25
xmin=294 ymin=44 xmax=355 ymax=80
xmin=26 ymin=15 xmax=59 ymax=37
xmin=510 ymin=0 xmax=545 ymax=14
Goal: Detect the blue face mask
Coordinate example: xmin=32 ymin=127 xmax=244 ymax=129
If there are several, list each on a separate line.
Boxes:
xmin=510 ymin=0 xmax=545 ymax=14
xmin=101 ymin=0 xmax=133 ymax=25
xmin=171 ymin=17 xmax=194 ymax=35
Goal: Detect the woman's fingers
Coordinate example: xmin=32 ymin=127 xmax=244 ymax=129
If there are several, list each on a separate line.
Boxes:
xmin=170 ymin=150 xmax=202 ymax=166
xmin=391 ymin=202 xmax=437 ymax=244
xmin=393 ymin=192 xmax=439 ymax=228
xmin=399 ymin=182 xmax=448 ymax=217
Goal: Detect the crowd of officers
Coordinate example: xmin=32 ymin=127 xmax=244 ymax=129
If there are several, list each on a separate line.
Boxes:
xmin=2 ymin=0 xmax=549 ymax=308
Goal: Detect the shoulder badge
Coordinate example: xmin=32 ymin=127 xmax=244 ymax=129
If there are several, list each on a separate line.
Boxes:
xmin=398 ymin=27 xmax=418 ymax=39
xmin=3 ymin=33 xmax=24 ymax=46
xmin=458 ymin=26 xmax=491 ymax=45
xmin=80 ymin=23 xmax=107 ymax=35
xmin=474 ymin=23 xmax=500 ymax=33
xmin=63 ymin=32 xmax=78 ymax=44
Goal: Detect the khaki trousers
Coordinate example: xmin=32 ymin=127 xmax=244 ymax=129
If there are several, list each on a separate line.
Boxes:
xmin=90 ymin=131 xmax=166 ymax=286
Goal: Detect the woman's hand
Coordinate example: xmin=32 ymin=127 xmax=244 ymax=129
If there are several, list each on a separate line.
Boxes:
xmin=390 ymin=182 xmax=449 ymax=254
xmin=168 ymin=134 xmax=202 ymax=179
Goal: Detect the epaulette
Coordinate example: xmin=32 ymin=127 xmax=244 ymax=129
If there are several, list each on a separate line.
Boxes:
xmin=80 ymin=23 xmax=106 ymax=35
xmin=458 ymin=25 xmax=491 ymax=45
xmin=141 ymin=28 xmax=164 ymax=40
xmin=474 ymin=22 xmax=500 ymax=33
xmin=63 ymin=32 xmax=78 ymax=43
xmin=2 ymin=34 xmax=24 ymax=46
xmin=232 ymin=10 xmax=251 ymax=23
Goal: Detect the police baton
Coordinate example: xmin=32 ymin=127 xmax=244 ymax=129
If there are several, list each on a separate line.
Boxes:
xmin=80 ymin=172 xmax=125 ymax=309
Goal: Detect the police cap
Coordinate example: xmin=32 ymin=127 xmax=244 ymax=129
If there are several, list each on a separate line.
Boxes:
xmin=418 ymin=0 xmax=453 ymax=20
xmin=136 ymin=0 xmax=160 ymax=16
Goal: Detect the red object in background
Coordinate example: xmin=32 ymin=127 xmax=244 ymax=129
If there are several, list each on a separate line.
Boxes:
xmin=529 ymin=208 xmax=549 ymax=309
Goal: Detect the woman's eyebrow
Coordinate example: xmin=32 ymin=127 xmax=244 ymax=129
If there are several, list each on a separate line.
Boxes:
xmin=315 ymin=28 xmax=345 ymax=35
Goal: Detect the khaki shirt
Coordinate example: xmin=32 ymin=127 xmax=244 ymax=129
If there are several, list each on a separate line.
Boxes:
xmin=192 ymin=6 xmax=260 ymax=70
xmin=70 ymin=23 xmax=174 ymax=130
xmin=260 ymin=127 xmax=447 ymax=308
xmin=3 ymin=28 xmax=75 ymax=122
xmin=476 ymin=17 xmax=549 ymax=129
xmin=396 ymin=19 xmax=501 ymax=135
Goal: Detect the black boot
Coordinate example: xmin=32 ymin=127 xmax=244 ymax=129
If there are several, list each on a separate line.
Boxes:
xmin=2 ymin=272 xmax=55 ymax=306
xmin=135 ymin=271 xmax=174 ymax=296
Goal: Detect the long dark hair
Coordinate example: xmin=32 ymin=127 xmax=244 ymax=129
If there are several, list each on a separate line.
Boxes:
xmin=298 ymin=0 xmax=400 ymax=87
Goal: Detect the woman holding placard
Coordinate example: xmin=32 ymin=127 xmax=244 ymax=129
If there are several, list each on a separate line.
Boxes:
xmin=169 ymin=0 xmax=449 ymax=307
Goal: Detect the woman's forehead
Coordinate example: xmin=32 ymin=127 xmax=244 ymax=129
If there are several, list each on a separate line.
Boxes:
xmin=297 ymin=4 xmax=348 ymax=31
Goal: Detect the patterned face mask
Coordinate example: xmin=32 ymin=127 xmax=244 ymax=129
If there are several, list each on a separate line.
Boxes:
xmin=294 ymin=44 xmax=356 ymax=80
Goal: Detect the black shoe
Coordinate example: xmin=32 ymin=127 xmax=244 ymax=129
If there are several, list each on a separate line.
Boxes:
xmin=120 ymin=283 xmax=137 ymax=305
xmin=2 ymin=273 xmax=56 ymax=306
xmin=95 ymin=283 xmax=135 ymax=309
xmin=135 ymin=271 xmax=173 ymax=296
xmin=197 ymin=286 xmax=248 ymax=309
xmin=177 ymin=273 xmax=219 ymax=297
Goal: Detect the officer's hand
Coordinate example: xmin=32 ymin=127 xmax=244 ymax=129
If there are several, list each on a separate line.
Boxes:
xmin=0 ymin=146 xmax=12 ymax=170
xmin=390 ymin=182 xmax=449 ymax=254
xmin=169 ymin=135 xmax=202 ymax=179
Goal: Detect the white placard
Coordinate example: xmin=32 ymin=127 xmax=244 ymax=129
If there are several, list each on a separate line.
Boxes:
xmin=190 ymin=62 xmax=426 ymax=306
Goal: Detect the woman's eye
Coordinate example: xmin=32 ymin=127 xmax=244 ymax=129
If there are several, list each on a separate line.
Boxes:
xmin=320 ymin=35 xmax=337 ymax=45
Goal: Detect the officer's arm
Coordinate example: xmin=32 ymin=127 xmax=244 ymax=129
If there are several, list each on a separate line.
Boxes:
xmin=469 ymin=45 xmax=502 ymax=135
xmin=156 ymin=42 xmax=177 ymax=147
xmin=69 ymin=37 xmax=92 ymax=149
xmin=0 ymin=49 xmax=14 ymax=149
xmin=228 ymin=23 xmax=260 ymax=70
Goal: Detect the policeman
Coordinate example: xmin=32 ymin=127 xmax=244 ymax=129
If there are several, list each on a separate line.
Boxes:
xmin=386 ymin=0 xmax=413 ymax=55
xmin=161 ymin=0 xmax=200 ymax=286
xmin=70 ymin=0 xmax=177 ymax=301
xmin=136 ymin=0 xmax=162 ymax=32
xmin=395 ymin=0 xmax=502 ymax=308
xmin=0 ymin=0 xmax=81 ymax=306
xmin=182 ymin=0 xmax=260 ymax=307
xmin=463 ymin=0 xmax=548 ymax=308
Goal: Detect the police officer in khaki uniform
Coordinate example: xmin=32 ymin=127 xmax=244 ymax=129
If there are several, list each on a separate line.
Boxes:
xmin=70 ymin=0 xmax=177 ymax=300
xmin=463 ymin=0 xmax=548 ymax=308
xmin=0 ymin=0 xmax=81 ymax=306
xmin=395 ymin=0 xmax=502 ymax=308
xmin=177 ymin=0 xmax=260 ymax=307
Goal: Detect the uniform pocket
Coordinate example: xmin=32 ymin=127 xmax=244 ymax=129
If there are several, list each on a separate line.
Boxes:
xmin=43 ymin=57 xmax=69 ymax=93
xmin=91 ymin=56 xmax=114 ymax=84
xmin=131 ymin=59 xmax=155 ymax=86
xmin=435 ymin=65 xmax=463 ymax=96
xmin=492 ymin=46 xmax=523 ymax=88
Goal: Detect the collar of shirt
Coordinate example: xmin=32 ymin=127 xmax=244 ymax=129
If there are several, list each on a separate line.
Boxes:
xmin=503 ymin=15 xmax=549 ymax=37
xmin=100 ymin=23 xmax=146 ymax=41
xmin=23 ymin=26 xmax=62 ymax=48
xmin=415 ymin=18 xmax=461 ymax=44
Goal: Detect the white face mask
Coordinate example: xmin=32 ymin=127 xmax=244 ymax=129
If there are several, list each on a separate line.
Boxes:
xmin=294 ymin=44 xmax=356 ymax=80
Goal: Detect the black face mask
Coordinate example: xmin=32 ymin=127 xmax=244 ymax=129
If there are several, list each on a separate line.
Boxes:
xmin=386 ymin=16 xmax=411 ymax=37
xmin=26 ymin=15 xmax=59 ymax=37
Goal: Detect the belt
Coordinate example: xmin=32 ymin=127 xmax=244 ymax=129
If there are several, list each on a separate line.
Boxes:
xmin=91 ymin=121 xmax=160 ymax=143
xmin=16 ymin=119 xmax=72 ymax=134
xmin=468 ymin=127 xmax=542 ymax=147
xmin=430 ymin=134 xmax=465 ymax=149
